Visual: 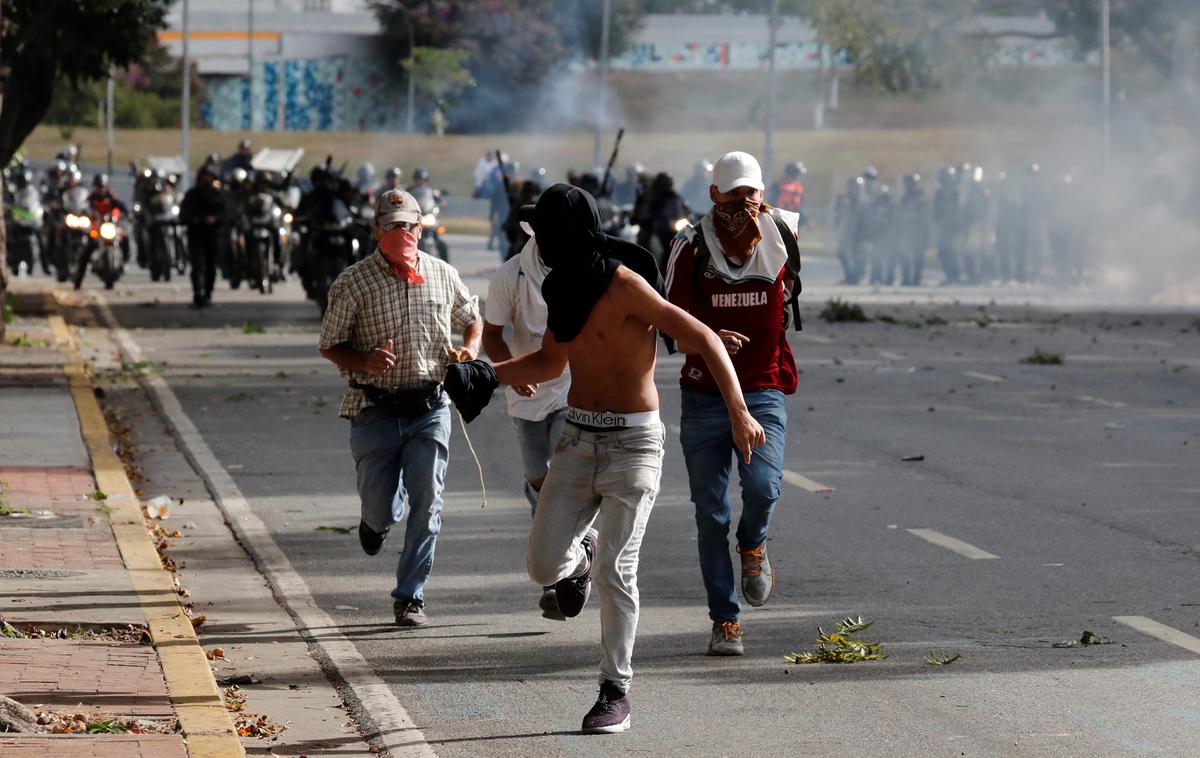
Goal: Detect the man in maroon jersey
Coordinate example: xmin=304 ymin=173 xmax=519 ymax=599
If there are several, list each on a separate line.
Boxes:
xmin=663 ymin=151 xmax=800 ymax=656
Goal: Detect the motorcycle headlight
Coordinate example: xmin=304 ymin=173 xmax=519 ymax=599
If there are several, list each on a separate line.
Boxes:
xmin=421 ymin=213 xmax=437 ymax=227
xmin=673 ymin=218 xmax=690 ymax=233
xmin=100 ymin=222 xmax=118 ymax=241
xmin=283 ymin=213 xmax=294 ymax=224
xmin=171 ymin=205 xmax=180 ymax=217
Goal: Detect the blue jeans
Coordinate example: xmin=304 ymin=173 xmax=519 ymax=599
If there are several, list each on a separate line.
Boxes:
xmin=679 ymin=388 xmax=788 ymax=622
xmin=349 ymin=402 xmax=451 ymax=607
xmin=512 ymin=408 xmax=568 ymax=515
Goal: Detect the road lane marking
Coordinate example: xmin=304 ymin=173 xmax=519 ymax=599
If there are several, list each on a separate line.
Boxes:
xmin=1114 ymin=616 xmax=1200 ymax=655
xmin=666 ymin=423 xmax=681 ymax=435
xmin=1078 ymin=395 xmax=1127 ymax=408
xmin=905 ymin=529 xmax=998 ymax=559
xmin=782 ymin=469 xmax=835 ymax=493
xmin=88 ymin=293 xmax=437 ymax=758
xmin=880 ymin=350 xmax=905 ymax=360
xmin=801 ymin=334 xmax=833 ymax=344
xmin=963 ymin=370 xmax=1004 ymax=383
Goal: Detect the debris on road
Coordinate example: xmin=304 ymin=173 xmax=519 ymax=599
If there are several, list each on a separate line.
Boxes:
xmin=901 ymin=455 xmax=925 ymax=462
xmin=1053 ymin=630 xmax=1113 ymax=648
xmin=820 ymin=298 xmax=870 ymax=323
xmin=144 ymin=495 xmax=172 ymax=519
xmin=314 ymin=525 xmax=355 ymax=534
xmin=785 ymin=616 xmax=885 ymax=664
xmin=1020 ymin=348 xmax=1064 ymax=365
xmin=925 ymin=650 xmax=961 ymax=665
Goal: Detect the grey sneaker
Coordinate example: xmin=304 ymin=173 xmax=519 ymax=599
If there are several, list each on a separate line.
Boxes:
xmin=737 ymin=540 xmax=775 ymax=607
xmin=394 ymin=600 xmax=428 ymax=627
xmin=539 ymin=587 xmax=565 ymax=621
xmin=707 ymin=619 xmax=745 ymax=656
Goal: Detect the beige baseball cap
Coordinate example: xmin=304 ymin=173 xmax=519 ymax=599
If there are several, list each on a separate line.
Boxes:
xmin=712 ymin=151 xmax=764 ymax=193
xmin=375 ymin=188 xmax=422 ymax=227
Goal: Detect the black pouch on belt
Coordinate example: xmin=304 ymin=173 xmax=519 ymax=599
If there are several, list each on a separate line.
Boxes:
xmin=350 ymin=380 xmax=443 ymax=419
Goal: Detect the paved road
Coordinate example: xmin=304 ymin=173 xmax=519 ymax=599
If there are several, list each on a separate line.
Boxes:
xmin=52 ymin=236 xmax=1200 ymax=756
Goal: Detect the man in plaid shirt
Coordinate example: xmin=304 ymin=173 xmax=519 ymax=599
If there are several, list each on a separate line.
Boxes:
xmin=319 ymin=188 xmax=482 ymax=627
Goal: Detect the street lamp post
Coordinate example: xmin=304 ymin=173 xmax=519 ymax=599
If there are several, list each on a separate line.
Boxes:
xmin=181 ymin=0 xmax=190 ymax=187
xmin=105 ymin=66 xmax=115 ymax=176
xmin=764 ymin=0 xmax=780 ymax=187
xmin=396 ymin=5 xmax=415 ymax=134
xmin=1101 ymin=0 xmax=1111 ymax=262
xmin=247 ymin=0 xmax=254 ymax=131
xmin=593 ymin=0 xmax=611 ymax=169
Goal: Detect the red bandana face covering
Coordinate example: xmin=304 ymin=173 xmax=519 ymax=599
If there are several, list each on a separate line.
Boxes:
xmin=378 ymin=227 xmax=424 ymax=284
xmin=712 ymin=197 xmax=764 ymax=260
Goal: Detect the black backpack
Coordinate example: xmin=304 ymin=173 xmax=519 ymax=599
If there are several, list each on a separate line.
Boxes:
xmin=689 ymin=213 xmax=804 ymax=331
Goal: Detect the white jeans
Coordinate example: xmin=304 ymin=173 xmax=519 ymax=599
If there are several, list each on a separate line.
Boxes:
xmin=527 ymin=422 xmax=665 ymax=692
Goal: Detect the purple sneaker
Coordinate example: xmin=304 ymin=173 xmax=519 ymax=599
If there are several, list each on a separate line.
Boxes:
xmin=554 ymin=530 xmax=596 ymax=619
xmin=581 ymin=681 xmax=630 ymax=734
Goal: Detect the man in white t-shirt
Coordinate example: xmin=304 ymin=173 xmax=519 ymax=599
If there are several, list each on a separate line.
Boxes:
xmin=483 ymin=231 xmax=571 ymax=618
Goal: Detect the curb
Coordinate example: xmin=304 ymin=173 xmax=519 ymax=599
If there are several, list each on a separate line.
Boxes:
xmin=45 ymin=297 xmax=245 ymax=758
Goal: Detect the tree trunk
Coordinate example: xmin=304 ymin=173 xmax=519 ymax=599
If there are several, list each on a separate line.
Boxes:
xmin=0 ymin=694 xmax=39 ymax=733
xmin=0 ymin=113 xmax=7 ymax=345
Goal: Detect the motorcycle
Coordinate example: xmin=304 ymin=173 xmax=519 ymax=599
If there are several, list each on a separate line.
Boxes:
xmin=57 ymin=186 xmax=92 ymax=283
xmin=410 ymin=185 xmax=449 ymax=261
xmin=74 ymin=210 xmax=127 ymax=290
xmin=6 ymin=185 xmax=44 ymax=277
xmin=303 ymin=195 xmax=357 ymax=314
xmin=146 ymin=185 xmax=186 ymax=282
xmin=244 ymin=191 xmax=284 ymax=294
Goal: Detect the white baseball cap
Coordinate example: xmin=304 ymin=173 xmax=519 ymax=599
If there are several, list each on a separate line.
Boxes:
xmin=712 ymin=151 xmax=764 ymax=193
xmin=375 ymin=188 xmax=422 ymax=227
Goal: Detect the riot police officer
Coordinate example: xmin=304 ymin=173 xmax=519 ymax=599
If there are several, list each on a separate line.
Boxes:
xmin=933 ymin=166 xmax=962 ymax=285
xmin=180 ymin=165 xmax=227 ymax=308
xmin=894 ymin=174 xmax=931 ymax=286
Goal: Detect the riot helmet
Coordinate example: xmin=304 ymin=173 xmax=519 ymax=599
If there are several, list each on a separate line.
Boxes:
xmin=784 ymin=161 xmax=807 ymax=178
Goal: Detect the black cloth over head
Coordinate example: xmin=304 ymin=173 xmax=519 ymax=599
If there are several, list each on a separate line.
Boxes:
xmin=534 ymin=183 xmax=665 ymax=343
xmin=443 ymin=360 xmax=499 ymax=423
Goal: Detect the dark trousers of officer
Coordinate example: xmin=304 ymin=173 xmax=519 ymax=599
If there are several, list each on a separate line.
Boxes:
xmin=188 ymin=230 xmax=219 ymax=302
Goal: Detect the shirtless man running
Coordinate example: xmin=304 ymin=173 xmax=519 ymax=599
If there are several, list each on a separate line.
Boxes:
xmin=489 ymin=184 xmax=763 ymax=734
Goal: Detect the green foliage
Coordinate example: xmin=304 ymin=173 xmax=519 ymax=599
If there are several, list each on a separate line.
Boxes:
xmin=1 ymin=0 xmax=173 ymax=163
xmin=785 ymin=616 xmax=886 ymax=664
xmin=3 ymin=303 xmax=13 ymax=325
xmin=241 ymin=321 xmax=265 ymax=334
xmin=925 ymin=650 xmax=961 ymax=665
xmin=819 ymin=298 xmax=869 ymax=323
xmin=86 ymin=720 xmax=130 ymax=734
xmin=404 ymin=47 xmax=476 ymax=100
xmin=1020 ymin=348 xmax=1064 ymax=365
xmin=89 ymin=490 xmax=108 ymax=501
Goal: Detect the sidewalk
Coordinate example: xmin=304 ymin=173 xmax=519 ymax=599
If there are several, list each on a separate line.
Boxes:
xmin=0 ymin=292 xmax=241 ymax=757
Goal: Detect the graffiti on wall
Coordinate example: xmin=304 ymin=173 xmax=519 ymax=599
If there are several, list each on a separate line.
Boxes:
xmin=203 ymin=56 xmax=406 ymax=132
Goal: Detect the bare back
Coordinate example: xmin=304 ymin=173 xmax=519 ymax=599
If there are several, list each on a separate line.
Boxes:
xmin=562 ymin=267 xmax=659 ymax=414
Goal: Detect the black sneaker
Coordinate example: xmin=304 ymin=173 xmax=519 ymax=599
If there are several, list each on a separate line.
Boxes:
xmin=581 ymin=681 xmax=631 ymax=734
xmin=554 ymin=531 xmax=596 ymax=619
xmin=393 ymin=600 xmax=428 ymax=627
xmin=358 ymin=520 xmax=389 ymax=556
